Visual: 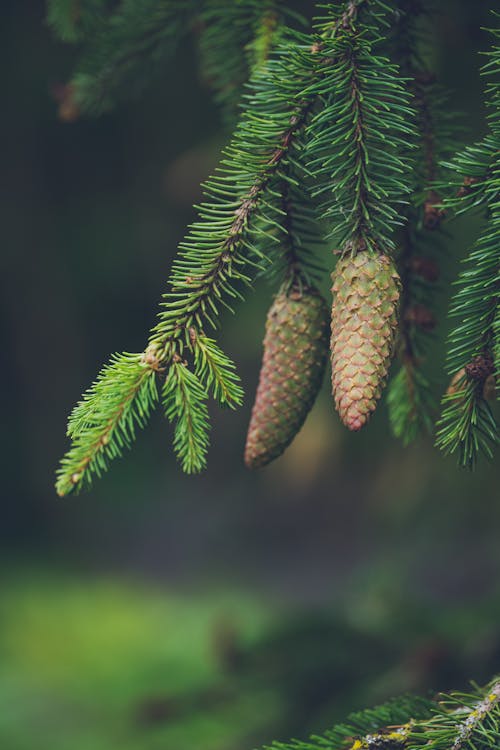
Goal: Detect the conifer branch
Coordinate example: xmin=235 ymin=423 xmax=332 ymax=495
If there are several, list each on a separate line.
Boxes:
xmin=435 ymin=245 xmax=498 ymax=470
xmin=148 ymin=30 xmax=322 ymax=361
xmin=57 ymin=0 xmax=425 ymax=490
xmin=150 ymin=52 xmax=318 ymax=467
xmin=256 ymin=679 xmax=500 ymax=750
xmin=150 ymin=0 xmax=408 ymax=450
xmin=56 ymin=353 xmax=159 ymax=496
xmin=192 ymin=332 xmax=244 ymax=407
xmin=262 ymin=695 xmax=433 ymax=750
xmin=448 ymin=682 xmax=500 ymax=750
xmin=198 ymin=0 xmax=286 ymax=123
xmin=56 ymin=1 xmax=500 ymax=489
xmin=436 ymin=362 xmax=497 ymax=469
xmin=58 ymin=23 xmax=324 ymax=490
xmin=162 ymin=358 xmax=210 ymax=473
xmin=65 ymin=0 xmax=201 ymax=115
xmin=389 ymin=221 xmax=438 ymax=445
xmin=436 ymin=17 xmax=500 ymax=466
xmin=279 ymin=178 xmax=305 ymax=287
xmin=444 ymin=136 xmax=497 ymax=212
xmin=415 ymin=680 xmax=500 ymax=750
xmin=306 ymin=1 xmax=417 ymax=255
xmin=273 ymin=157 xmax=324 ymax=293
xmin=247 ymin=5 xmax=282 ymax=73
xmin=386 ymin=1 xmax=457 ymax=444
xmin=47 ymin=0 xmax=110 ymax=43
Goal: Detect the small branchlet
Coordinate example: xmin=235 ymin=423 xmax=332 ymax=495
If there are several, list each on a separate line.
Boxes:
xmin=307 ymin=0 xmax=417 ymax=253
xmin=62 ymin=1 xmax=201 ymax=116
xmin=56 ymin=353 xmax=159 ymax=495
xmin=47 ymin=0 xmax=111 ymax=44
xmin=198 ymin=0 xmax=287 ymax=124
xmin=436 ymin=352 xmax=497 ymax=469
xmin=387 ymin=0 xmax=458 ymax=445
xmin=258 ymin=679 xmax=500 ymax=750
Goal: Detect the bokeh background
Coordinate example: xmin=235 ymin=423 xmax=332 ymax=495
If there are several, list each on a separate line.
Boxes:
xmin=1 ymin=2 xmax=500 ymax=749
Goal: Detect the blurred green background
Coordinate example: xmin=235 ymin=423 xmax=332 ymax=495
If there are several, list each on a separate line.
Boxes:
xmin=1 ymin=1 xmax=500 ymax=749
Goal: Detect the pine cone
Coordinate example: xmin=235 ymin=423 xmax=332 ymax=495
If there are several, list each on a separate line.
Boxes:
xmin=331 ymin=251 xmax=400 ymax=431
xmin=245 ymin=285 xmax=329 ymax=469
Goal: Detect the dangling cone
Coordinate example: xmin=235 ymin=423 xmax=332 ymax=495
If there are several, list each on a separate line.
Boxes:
xmin=330 ymin=251 xmax=400 ymax=430
xmin=245 ymin=284 xmax=329 ymax=469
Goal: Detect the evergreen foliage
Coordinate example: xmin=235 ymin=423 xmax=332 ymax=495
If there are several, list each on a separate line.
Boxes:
xmin=47 ymin=0 xmax=111 ymax=43
xmin=198 ymin=0 xmax=285 ymax=123
xmin=306 ymin=2 xmax=417 ymax=254
xmin=47 ymin=0 xmax=290 ymax=118
xmin=56 ymin=353 xmax=158 ymax=496
xmin=162 ymin=358 xmax=210 ymax=473
xmin=259 ymin=679 xmax=500 ymax=750
xmin=51 ymin=1 xmax=500 ymax=493
xmin=435 ymin=21 xmax=500 ymax=468
xmin=53 ymin=0 xmax=201 ymax=115
xmin=386 ymin=1 xmax=459 ymax=444
xmin=275 ymin=695 xmax=434 ymax=750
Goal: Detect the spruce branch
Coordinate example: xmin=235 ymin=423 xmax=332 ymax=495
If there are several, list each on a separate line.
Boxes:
xmin=387 ymin=364 xmax=435 ymax=446
xmin=444 ymin=221 xmax=499 ymax=375
xmin=198 ymin=0 xmax=287 ymax=123
xmin=262 ymin=695 xmax=433 ymax=750
xmin=148 ymin=30 xmax=322 ymax=359
xmin=443 ymin=136 xmax=497 ymax=213
xmin=148 ymin=36 xmax=321 ymax=468
xmin=270 ymin=149 xmax=325 ymax=292
xmin=386 ymin=1 xmax=459 ymax=444
xmin=246 ymin=4 xmax=282 ymax=73
xmin=435 ymin=361 xmax=498 ymax=469
xmin=306 ymin=0 xmax=417 ymax=254
xmin=447 ymin=682 xmax=500 ymax=750
xmin=436 ymin=17 xmax=500 ymax=470
xmin=47 ymin=0 xmax=111 ymax=43
xmin=162 ymin=358 xmax=210 ymax=473
xmin=58 ymin=26 xmax=323 ymax=491
xmin=55 ymin=0 xmax=498 ymax=492
xmin=192 ymin=332 xmax=244 ymax=407
xmin=56 ymin=353 xmax=159 ymax=496
xmin=256 ymin=679 xmax=500 ymax=750
xmin=57 ymin=0 xmax=425 ymax=490
xmin=65 ymin=0 xmax=201 ymax=116
xmin=279 ymin=177 xmax=306 ymax=288
xmin=414 ymin=680 xmax=500 ymax=750
xmin=435 ymin=241 xmax=498 ymax=470
xmin=389 ymin=208 xmax=441 ymax=445
xmin=311 ymin=2 xmax=422 ymax=433
xmin=318 ymin=697 xmax=432 ymax=750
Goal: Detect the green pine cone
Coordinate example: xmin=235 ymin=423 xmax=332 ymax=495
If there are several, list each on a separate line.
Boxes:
xmin=331 ymin=251 xmax=401 ymax=431
xmin=245 ymin=284 xmax=330 ymax=469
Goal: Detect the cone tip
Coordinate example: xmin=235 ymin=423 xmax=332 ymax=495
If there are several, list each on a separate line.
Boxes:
xmin=343 ymin=409 xmax=368 ymax=431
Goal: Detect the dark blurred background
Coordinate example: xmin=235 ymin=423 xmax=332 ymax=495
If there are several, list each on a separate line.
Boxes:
xmin=1 ymin=2 xmax=500 ymax=749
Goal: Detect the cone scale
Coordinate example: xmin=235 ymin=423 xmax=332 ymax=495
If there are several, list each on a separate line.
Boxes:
xmin=245 ymin=284 xmax=329 ymax=469
xmin=330 ymin=251 xmax=400 ymax=431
